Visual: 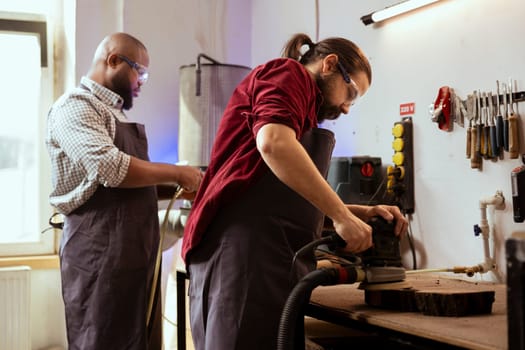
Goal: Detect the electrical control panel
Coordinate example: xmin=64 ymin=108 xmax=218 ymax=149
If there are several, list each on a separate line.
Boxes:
xmin=327 ymin=156 xmax=383 ymax=205
xmin=387 ymin=116 xmax=415 ymax=213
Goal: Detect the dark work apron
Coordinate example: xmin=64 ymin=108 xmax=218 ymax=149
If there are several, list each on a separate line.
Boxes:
xmin=188 ymin=127 xmax=335 ymax=350
xmin=60 ymin=119 xmax=162 ymax=350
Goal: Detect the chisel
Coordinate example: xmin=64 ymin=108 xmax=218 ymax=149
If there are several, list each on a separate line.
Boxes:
xmin=508 ymin=78 xmax=520 ymax=159
xmin=488 ymin=92 xmax=497 ymax=159
xmin=495 ymin=81 xmax=503 ymax=157
xmin=503 ymin=83 xmax=509 ymax=151
xmin=477 ymin=90 xmax=485 ymax=158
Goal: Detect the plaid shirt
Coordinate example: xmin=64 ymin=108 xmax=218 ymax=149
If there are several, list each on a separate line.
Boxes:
xmin=46 ymin=77 xmax=131 ymax=214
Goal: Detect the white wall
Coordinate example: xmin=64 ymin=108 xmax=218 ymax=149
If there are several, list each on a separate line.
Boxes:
xmin=251 ymin=0 xmax=525 ymax=283
xmin=123 ymin=0 xmax=252 ymax=163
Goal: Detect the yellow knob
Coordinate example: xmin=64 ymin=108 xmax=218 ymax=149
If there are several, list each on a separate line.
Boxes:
xmin=392 ymin=123 xmax=404 ymax=138
xmin=387 ymin=178 xmax=395 ymax=190
xmin=392 ymin=138 xmax=404 ymax=151
xmin=387 ymin=165 xmax=395 ymax=176
xmin=392 ymin=152 xmax=404 ymax=166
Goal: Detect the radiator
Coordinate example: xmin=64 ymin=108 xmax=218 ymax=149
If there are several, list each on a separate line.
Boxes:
xmin=0 ymin=266 xmax=31 ymax=350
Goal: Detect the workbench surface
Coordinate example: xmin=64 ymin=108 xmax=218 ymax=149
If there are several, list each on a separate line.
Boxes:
xmin=308 ymin=273 xmax=506 ymax=350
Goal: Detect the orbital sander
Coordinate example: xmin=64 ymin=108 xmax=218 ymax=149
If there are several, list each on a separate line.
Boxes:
xmin=357 ymin=216 xmax=411 ymax=290
xmin=313 ymin=216 xmax=410 ymax=289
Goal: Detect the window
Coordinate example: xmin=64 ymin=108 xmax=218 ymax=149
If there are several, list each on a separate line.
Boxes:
xmin=0 ymin=10 xmax=56 ymax=256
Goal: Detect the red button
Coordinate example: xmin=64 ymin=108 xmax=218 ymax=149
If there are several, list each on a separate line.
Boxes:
xmin=361 ymin=162 xmax=374 ymax=177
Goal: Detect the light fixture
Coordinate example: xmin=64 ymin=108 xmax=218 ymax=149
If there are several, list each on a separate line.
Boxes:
xmin=361 ymin=0 xmax=440 ymax=25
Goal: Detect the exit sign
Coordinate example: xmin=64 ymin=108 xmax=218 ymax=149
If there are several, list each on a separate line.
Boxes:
xmin=400 ymin=102 xmax=415 ymax=116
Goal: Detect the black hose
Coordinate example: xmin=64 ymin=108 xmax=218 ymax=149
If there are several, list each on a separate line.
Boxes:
xmin=277 ymin=266 xmax=361 ymax=350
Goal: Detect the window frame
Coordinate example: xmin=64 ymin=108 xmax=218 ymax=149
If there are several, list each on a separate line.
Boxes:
xmin=0 ymin=12 xmax=58 ymax=257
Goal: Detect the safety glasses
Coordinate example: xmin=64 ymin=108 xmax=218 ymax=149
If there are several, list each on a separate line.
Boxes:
xmin=118 ymin=54 xmax=149 ymax=84
xmin=336 ymin=61 xmax=360 ymax=106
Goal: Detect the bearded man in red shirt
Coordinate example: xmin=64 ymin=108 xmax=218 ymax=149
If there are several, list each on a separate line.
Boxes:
xmin=182 ymin=33 xmax=408 ymax=350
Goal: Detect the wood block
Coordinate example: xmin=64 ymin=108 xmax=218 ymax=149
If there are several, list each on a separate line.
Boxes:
xmin=414 ymin=289 xmax=495 ymax=316
xmin=364 ymin=284 xmax=495 ymax=316
xmin=364 ymin=288 xmax=419 ymax=312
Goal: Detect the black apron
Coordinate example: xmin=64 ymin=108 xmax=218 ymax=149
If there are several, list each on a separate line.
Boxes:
xmin=60 ymin=119 xmax=162 ymax=350
xmin=188 ymin=127 xmax=335 ymax=350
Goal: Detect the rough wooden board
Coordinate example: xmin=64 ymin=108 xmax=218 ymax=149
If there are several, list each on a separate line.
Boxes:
xmin=365 ymin=286 xmax=495 ymax=316
xmin=309 ymin=273 xmax=506 ymax=350
xmin=415 ymin=289 xmax=495 ymax=316
xmin=365 ymin=288 xmax=419 ymax=312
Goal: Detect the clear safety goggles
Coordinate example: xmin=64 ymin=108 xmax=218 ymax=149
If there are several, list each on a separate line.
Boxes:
xmin=118 ymin=54 xmax=149 ymax=84
xmin=336 ymin=61 xmax=361 ymax=106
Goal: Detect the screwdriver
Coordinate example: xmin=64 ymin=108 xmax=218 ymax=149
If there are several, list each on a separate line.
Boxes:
xmin=495 ymin=81 xmax=503 ymax=157
xmin=481 ymin=92 xmax=490 ymax=159
xmin=488 ymin=92 xmax=497 ymax=159
xmin=503 ymin=83 xmax=509 ymax=152
xmin=508 ymin=78 xmax=520 ymax=159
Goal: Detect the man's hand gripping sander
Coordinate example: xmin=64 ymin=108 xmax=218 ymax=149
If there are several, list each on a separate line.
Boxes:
xmin=356 ymin=217 xmax=409 ymax=290
xmin=316 ymin=216 xmax=408 ymax=288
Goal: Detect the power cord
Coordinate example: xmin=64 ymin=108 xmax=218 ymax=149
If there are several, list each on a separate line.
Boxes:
xmin=405 ymin=213 xmax=417 ymax=270
xmin=147 ymin=185 xmax=185 ymax=327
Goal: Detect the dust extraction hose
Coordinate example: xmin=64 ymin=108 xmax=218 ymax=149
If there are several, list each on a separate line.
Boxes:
xmin=276 ymin=266 xmax=362 ymax=350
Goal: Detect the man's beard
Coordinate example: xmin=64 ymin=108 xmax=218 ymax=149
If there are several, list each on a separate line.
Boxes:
xmin=121 ymin=90 xmax=133 ymax=110
xmin=315 ymin=73 xmax=342 ymax=122
xmin=112 ymin=73 xmax=134 ymax=110
xmin=317 ymin=104 xmax=342 ymax=122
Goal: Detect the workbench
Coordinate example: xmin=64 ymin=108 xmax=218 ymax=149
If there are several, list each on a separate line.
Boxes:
xmin=306 ymin=273 xmax=507 ymax=349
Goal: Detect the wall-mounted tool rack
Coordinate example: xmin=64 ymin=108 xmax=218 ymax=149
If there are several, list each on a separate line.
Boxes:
xmin=460 ymin=91 xmax=525 ymax=107
xmin=473 ymin=91 xmax=525 ymax=105
xmin=453 ymin=80 xmax=524 ymax=166
xmin=461 ymin=91 xmax=525 ymax=106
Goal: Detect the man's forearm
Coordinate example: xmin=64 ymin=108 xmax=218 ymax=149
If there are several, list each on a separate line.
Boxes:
xmin=119 ymin=156 xmax=179 ymax=188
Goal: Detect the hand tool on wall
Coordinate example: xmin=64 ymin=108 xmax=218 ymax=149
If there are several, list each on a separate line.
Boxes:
xmin=450 ymin=88 xmax=464 ymax=127
xmin=465 ymin=93 xmax=475 ymax=159
xmin=476 ymin=90 xmax=485 ymax=159
xmin=503 ymin=83 xmax=509 ymax=152
xmin=508 ymin=78 xmax=520 ymax=159
xmin=495 ymin=81 xmax=504 ymax=157
xmin=481 ymin=92 xmax=490 ymax=159
xmin=471 ymin=91 xmax=481 ymax=169
xmin=488 ymin=92 xmax=497 ymax=159
xmin=431 ymin=86 xmax=452 ymax=131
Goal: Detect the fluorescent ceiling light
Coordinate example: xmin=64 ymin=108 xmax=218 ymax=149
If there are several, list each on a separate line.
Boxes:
xmin=361 ymin=0 xmax=440 ymax=25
